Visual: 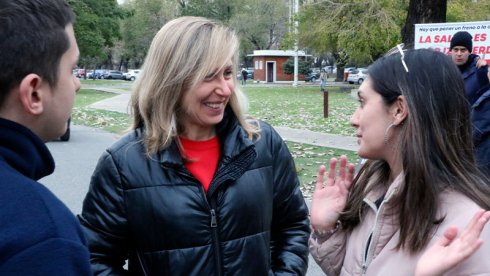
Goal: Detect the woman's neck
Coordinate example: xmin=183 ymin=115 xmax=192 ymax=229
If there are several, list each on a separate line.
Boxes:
xmin=180 ymin=127 xmax=216 ymax=141
xmin=386 ymin=152 xmax=403 ymax=184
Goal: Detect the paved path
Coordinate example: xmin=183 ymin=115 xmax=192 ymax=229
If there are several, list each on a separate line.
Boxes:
xmin=86 ymin=86 xmax=359 ymax=152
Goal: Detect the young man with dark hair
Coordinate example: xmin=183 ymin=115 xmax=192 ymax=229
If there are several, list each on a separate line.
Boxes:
xmin=450 ymin=31 xmax=490 ymax=177
xmin=0 ymin=0 xmax=91 ymax=274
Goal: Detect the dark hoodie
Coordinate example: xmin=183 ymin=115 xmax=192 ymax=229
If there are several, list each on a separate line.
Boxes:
xmin=458 ymin=54 xmax=490 ymax=177
xmin=458 ymin=54 xmax=490 ymax=105
xmin=0 ymin=118 xmax=91 ymax=275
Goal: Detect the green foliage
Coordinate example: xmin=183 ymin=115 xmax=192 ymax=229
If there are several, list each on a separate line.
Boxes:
xmin=230 ymin=0 xmax=289 ymax=50
xmin=120 ymin=0 xmax=174 ymax=69
xmin=298 ymin=0 xmax=405 ymax=65
xmin=283 ymin=58 xmax=311 ymax=75
xmin=179 ymin=0 xmax=236 ymax=22
xmin=447 ymin=0 xmax=490 ymax=22
xmin=68 ymin=0 xmax=125 ymax=67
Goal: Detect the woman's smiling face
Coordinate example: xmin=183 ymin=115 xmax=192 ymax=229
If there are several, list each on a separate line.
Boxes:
xmin=179 ymin=64 xmax=234 ymax=139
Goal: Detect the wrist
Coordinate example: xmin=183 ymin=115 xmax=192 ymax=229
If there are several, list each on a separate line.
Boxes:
xmin=312 ymin=220 xmax=342 ymax=238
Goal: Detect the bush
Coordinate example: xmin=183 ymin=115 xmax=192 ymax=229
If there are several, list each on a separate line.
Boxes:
xmin=283 ymin=58 xmax=310 ymax=75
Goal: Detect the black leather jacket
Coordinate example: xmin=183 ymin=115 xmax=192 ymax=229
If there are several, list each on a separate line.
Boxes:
xmin=79 ymin=113 xmax=310 ymax=275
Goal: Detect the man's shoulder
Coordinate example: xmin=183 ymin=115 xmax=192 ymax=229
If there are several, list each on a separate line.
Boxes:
xmin=0 ymin=168 xmax=84 ymax=246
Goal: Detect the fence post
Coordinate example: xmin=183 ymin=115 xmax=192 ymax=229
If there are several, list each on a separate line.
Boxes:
xmin=323 ymin=88 xmax=328 ymax=118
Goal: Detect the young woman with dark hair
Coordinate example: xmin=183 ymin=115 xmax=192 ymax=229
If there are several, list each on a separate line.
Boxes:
xmin=309 ymin=48 xmax=490 ymax=275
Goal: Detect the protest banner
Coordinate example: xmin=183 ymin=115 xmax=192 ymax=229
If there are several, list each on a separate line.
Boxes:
xmin=414 ymin=21 xmax=490 ymax=62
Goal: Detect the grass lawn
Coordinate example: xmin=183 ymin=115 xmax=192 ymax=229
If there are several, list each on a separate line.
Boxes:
xmin=287 ymin=141 xmax=359 ymax=197
xmin=72 ymin=85 xmax=360 ymax=196
xmin=244 ymin=85 xmax=357 ymax=137
xmin=71 ymin=89 xmax=132 ymax=134
xmin=80 ymin=79 xmax=132 ymax=86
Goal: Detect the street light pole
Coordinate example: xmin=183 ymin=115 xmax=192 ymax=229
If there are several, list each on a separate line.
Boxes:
xmin=293 ymin=0 xmax=299 ymax=87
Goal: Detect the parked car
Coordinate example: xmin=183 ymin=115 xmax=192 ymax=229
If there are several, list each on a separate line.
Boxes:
xmin=102 ymin=70 xmax=124 ymax=80
xmin=347 ymin=68 xmax=368 ymax=84
xmin=246 ymin=68 xmax=254 ymax=80
xmin=87 ymin=69 xmax=107 ymax=79
xmin=59 ymin=118 xmax=71 ymax=141
xmin=124 ymin=69 xmax=141 ymax=81
xmin=236 ymin=68 xmax=254 ymax=80
xmin=343 ymin=67 xmax=357 ymax=81
xmin=323 ymin=66 xmax=337 ymax=74
xmin=304 ymin=71 xmax=320 ymax=82
xmin=75 ymin=69 xmax=86 ymax=78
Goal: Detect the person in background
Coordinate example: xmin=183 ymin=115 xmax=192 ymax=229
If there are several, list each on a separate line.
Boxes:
xmin=241 ymin=67 xmax=248 ymax=85
xmin=449 ymin=31 xmax=490 ymax=177
xmin=0 ymin=0 xmax=91 ymax=274
xmin=320 ymin=69 xmax=328 ymax=92
xmin=309 ymin=48 xmax=490 ymax=275
xmin=79 ymin=16 xmax=310 ymax=275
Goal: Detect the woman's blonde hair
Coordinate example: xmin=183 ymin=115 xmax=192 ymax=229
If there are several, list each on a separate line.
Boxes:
xmin=131 ymin=16 xmax=259 ymax=154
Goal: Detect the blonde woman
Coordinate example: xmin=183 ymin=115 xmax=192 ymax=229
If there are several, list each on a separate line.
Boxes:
xmin=79 ymin=17 xmax=309 ymax=275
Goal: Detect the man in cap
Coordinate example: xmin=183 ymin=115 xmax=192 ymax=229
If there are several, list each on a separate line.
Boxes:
xmin=450 ymin=31 xmax=490 ymax=177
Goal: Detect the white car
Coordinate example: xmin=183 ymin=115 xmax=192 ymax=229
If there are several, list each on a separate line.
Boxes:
xmin=347 ymin=68 xmax=368 ymax=84
xmin=124 ymin=69 xmax=141 ymax=81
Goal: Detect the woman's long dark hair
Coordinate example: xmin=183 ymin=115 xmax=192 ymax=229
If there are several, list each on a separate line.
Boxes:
xmin=340 ymin=49 xmax=490 ymax=253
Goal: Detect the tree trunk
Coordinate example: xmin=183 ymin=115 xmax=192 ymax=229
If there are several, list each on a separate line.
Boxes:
xmin=401 ymin=0 xmax=447 ymax=49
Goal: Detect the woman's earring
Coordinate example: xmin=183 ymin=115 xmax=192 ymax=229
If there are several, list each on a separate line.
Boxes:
xmin=383 ymin=123 xmax=395 ymax=144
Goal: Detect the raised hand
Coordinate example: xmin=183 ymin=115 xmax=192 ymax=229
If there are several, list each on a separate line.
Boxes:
xmin=476 ymin=53 xmax=488 ymax=69
xmin=415 ymin=210 xmax=490 ymax=276
xmin=310 ymin=155 xmax=355 ymax=232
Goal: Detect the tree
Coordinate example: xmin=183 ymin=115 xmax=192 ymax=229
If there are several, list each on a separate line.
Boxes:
xmin=401 ymin=0 xmax=447 ymax=48
xmin=447 ymin=0 xmax=490 ymax=22
xmin=283 ymin=58 xmax=310 ymax=75
xmin=68 ymin=0 xmax=125 ymax=68
xmin=230 ymin=0 xmax=289 ymax=65
xmin=178 ymin=0 xmax=236 ymax=23
xmin=120 ymin=0 xmax=175 ymax=69
xmin=297 ymin=0 xmax=405 ymax=79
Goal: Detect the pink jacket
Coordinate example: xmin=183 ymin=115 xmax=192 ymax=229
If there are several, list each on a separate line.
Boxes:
xmin=309 ymin=173 xmax=490 ymax=276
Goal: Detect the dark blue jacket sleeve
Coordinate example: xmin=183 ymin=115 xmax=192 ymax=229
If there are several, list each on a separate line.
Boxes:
xmin=472 ymin=88 xmax=490 ymax=177
xmin=0 ymin=238 xmax=91 ymax=275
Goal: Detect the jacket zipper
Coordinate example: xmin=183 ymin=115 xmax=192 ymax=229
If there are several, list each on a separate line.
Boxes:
xmin=210 ymin=200 xmax=223 ymax=276
xmin=168 ymin=161 xmax=230 ymax=275
xmin=361 ymin=200 xmax=385 ymax=276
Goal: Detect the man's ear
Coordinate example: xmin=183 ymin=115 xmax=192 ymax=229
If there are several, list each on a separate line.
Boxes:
xmin=391 ymin=95 xmax=408 ymax=125
xmin=18 ymin=74 xmax=46 ymax=115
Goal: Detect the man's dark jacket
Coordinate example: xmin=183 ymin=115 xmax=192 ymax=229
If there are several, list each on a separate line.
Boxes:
xmin=460 ymin=54 xmax=490 ymax=177
xmin=0 ymin=118 xmax=91 ymax=275
xmin=79 ymin=110 xmax=310 ymax=275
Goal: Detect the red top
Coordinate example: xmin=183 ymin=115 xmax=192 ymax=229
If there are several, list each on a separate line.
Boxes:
xmin=180 ymin=136 xmax=220 ymax=193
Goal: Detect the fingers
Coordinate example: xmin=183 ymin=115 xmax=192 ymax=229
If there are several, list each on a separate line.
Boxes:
xmin=345 ymin=163 xmax=356 ymax=190
xmin=338 ymin=156 xmax=347 ymax=180
xmin=470 ymin=210 xmax=490 ymax=236
xmin=461 ymin=210 xmax=488 ymax=238
xmin=438 ymin=226 xmax=458 ymax=247
xmin=315 ymin=165 xmax=326 ymax=191
xmin=318 ymin=156 xmax=354 ymax=189
xmin=464 ymin=209 xmax=485 ymax=232
xmin=476 ymin=54 xmax=488 ymax=68
xmin=327 ymin=158 xmax=337 ymax=185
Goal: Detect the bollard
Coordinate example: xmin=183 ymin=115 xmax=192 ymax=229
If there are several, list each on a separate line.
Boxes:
xmin=323 ymin=88 xmax=328 ymax=118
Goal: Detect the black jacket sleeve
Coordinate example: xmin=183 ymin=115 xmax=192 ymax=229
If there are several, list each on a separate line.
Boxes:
xmin=78 ymin=151 xmax=130 ymax=276
xmin=268 ymin=126 xmax=310 ymax=275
